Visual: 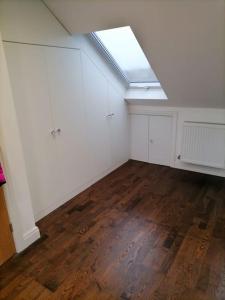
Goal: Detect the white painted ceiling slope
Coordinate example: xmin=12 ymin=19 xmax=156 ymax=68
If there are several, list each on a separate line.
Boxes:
xmin=44 ymin=0 xmax=225 ymax=108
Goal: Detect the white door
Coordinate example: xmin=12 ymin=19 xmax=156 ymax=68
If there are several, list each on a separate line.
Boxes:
xmin=108 ymin=84 xmax=129 ymax=167
xmin=149 ymin=115 xmax=173 ymax=166
xmin=82 ymin=53 xmax=111 ymax=179
xmin=4 ymin=43 xmax=60 ymax=218
xmin=45 ymin=47 xmax=91 ymax=197
xmin=130 ymin=114 xmax=149 ymax=162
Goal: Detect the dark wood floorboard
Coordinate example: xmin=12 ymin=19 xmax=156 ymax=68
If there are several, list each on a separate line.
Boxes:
xmin=1 ymin=160 xmax=225 ymax=299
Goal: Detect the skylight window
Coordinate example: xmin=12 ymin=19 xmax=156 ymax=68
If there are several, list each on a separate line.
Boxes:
xmin=93 ymin=26 xmax=159 ymax=84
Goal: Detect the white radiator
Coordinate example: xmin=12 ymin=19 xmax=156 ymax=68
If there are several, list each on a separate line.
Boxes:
xmin=181 ymin=122 xmax=225 ymax=169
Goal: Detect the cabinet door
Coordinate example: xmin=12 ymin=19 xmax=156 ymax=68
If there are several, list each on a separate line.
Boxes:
xmin=108 ymin=84 xmax=129 ymax=167
xmin=46 ymin=48 xmax=91 ymax=196
xmin=4 ymin=43 xmax=60 ymax=219
xmin=130 ymin=114 xmax=149 ymax=162
xmin=82 ymin=53 xmax=111 ymax=178
xmin=149 ymin=115 xmax=173 ymax=166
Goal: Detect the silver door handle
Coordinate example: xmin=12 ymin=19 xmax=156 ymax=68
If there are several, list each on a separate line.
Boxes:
xmin=105 ymin=113 xmax=115 ymax=118
xmin=51 ymin=130 xmax=56 ymax=137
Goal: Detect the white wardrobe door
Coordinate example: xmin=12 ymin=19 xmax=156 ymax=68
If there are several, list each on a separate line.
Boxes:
xmin=45 ymin=47 xmax=91 ymax=196
xmin=130 ymin=114 xmax=149 ymax=162
xmin=108 ymin=84 xmax=129 ymax=167
xmin=82 ymin=53 xmax=111 ymax=178
xmin=149 ymin=115 xmax=173 ymax=166
xmin=4 ymin=43 xmax=60 ymax=218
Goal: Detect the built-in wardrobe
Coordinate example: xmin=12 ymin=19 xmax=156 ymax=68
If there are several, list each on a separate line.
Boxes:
xmin=4 ymin=42 xmax=129 ymax=220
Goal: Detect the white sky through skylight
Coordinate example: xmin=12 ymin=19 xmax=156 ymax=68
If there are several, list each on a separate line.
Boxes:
xmin=95 ymin=26 xmax=159 ymax=83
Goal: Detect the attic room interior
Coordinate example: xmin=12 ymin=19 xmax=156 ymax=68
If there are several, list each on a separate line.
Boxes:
xmin=0 ymin=0 xmax=225 ymax=299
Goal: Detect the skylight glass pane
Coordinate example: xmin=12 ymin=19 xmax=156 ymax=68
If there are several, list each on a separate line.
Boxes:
xmin=95 ymin=26 xmax=159 ymax=83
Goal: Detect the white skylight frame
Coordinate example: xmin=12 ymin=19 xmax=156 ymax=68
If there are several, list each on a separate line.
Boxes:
xmin=90 ymin=32 xmax=129 ymax=83
xmin=90 ymin=26 xmax=160 ymax=87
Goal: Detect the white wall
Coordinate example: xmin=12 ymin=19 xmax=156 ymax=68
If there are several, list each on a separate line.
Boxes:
xmin=129 ymin=104 xmax=225 ymax=177
xmin=0 ymin=0 xmax=128 ymax=249
xmin=0 ymin=0 xmax=79 ymax=48
xmin=45 ymin=0 xmax=225 ymax=108
xmin=0 ymin=32 xmax=40 ymax=252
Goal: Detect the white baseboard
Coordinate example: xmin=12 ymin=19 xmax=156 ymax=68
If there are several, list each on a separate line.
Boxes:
xmin=16 ymin=226 xmax=40 ymax=253
xmin=174 ymin=160 xmax=225 ymax=178
xmin=23 ymin=226 xmax=40 ymax=245
xmin=34 ymin=159 xmax=129 ymax=221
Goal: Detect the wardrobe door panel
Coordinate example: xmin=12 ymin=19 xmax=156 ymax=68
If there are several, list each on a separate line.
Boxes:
xmin=149 ymin=115 xmax=173 ymax=166
xmin=4 ymin=43 xmax=60 ymax=219
xmin=130 ymin=114 xmax=149 ymax=162
xmin=82 ymin=53 xmax=111 ymax=178
xmin=108 ymin=84 xmax=129 ymax=167
xmin=46 ymin=48 xmax=90 ymax=195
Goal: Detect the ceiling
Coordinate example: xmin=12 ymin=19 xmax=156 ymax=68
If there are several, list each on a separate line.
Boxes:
xmin=44 ymin=0 xmax=225 ymax=108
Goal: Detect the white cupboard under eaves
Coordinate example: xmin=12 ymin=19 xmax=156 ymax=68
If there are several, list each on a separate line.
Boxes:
xmin=130 ymin=114 xmax=149 ymax=162
xmin=4 ymin=43 xmax=61 ymax=218
xmin=130 ymin=114 xmax=174 ymax=166
xmin=4 ymin=42 xmax=128 ymax=220
xmin=45 ymin=47 xmax=91 ymax=198
xmin=108 ymin=84 xmax=129 ymax=167
xmin=149 ymin=115 xmax=173 ymax=166
xmin=82 ymin=53 xmax=112 ymax=179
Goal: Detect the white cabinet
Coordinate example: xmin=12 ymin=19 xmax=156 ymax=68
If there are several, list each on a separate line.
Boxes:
xmin=149 ymin=115 xmax=173 ymax=166
xmin=82 ymin=54 xmax=111 ymax=179
xmin=5 ymin=42 xmax=129 ymax=220
xmin=130 ymin=114 xmax=174 ymax=166
xmin=82 ymin=53 xmax=129 ymax=178
xmin=130 ymin=114 xmax=149 ymax=162
xmin=4 ymin=43 xmax=61 ymax=216
xmin=108 ymin=84 xmax=129 ymax=167
xmin=46 ymin=48 xmax=91 ymax=197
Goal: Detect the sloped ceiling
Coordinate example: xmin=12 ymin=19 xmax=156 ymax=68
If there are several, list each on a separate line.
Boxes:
xmin=44 ymin=0 xmax=225 ymax=108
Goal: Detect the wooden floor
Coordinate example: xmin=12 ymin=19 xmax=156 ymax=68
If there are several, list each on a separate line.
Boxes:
xmin=1 ymin=160 xmax=225 ymax=299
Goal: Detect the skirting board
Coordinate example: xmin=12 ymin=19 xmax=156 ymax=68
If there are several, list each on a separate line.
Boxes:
xmin=174 ymin=160 xmax=225 ymax=178
xmin=15 ymin=226 xmax=40 ymax=253
xmin=34 ymin=159 xmax=129 ymax=221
